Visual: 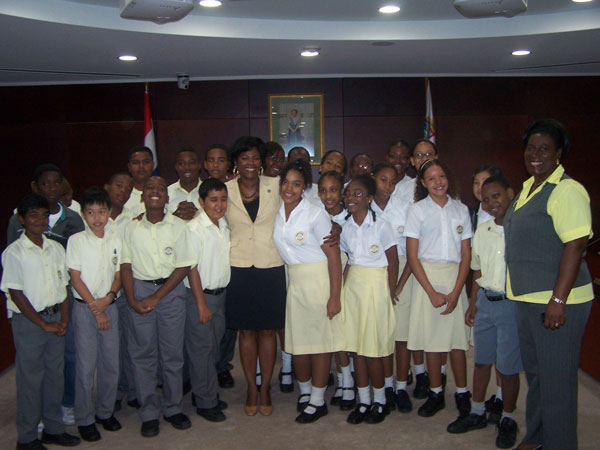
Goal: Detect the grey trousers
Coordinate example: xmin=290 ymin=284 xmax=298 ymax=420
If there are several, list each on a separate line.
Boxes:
xmin=128 ymin=278 xmax=186 ymax=422
xmin=116 ymin=295 xmax=137 ymax=402
xmin=72 ymin=300 xmax=119 ymax=426
xmin=184 ymin=288 xmax=226 ymax=409
xmin=514 ymin=300 xmax=592 ymax=450
xmin=11 ymin=311 xmax=66 ymax=443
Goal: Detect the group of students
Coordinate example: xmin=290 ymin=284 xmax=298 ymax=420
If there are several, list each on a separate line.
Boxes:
xmin=3 ymin=138 xmax=522 ymax=450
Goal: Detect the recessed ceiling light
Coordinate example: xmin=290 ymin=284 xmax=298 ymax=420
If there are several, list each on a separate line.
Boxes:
xmin=199 ymin=0 xmax=222 ymax=7
xmin=512 ymin=49 xmax=531 ymax=56
xmin=118 ymin=55 xmax=138 ymax=61
xmin=572 ymin=0 xmax=592 ymax=3
xmin=379 ymin=5 xmax=400 ymax=14
xmin=300 ymin=49 xmax=320 ymax=57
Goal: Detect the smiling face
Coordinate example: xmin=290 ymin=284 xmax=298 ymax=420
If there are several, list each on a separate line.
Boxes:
xmin=481 ymin=181 xmax=513 ymax=222
xmin=524 ymin=133 xmax=561 ymax=182
xmin=104 ymin=174 xmax=134 ymax=209
xmin=421 ymin=163 xmax=448 ymax=204
xmin=280 ymin=169 xmax=305 ymax=209
xmin=386 ymin=145 xmax=411 ymax=180
xmin=82 ymin=203 xmax=110 ymax=237
xmin=200 ymin=188 xmax=228 ymax=225
xmin=175 ymin=151 xmax=200 ymax=184
xmin=320 ymin=152 xmax=346 ymax=176
xmin=264 ymin=149 xmax=285 ymax=177
xmin=411 ymin=142 xmax=437 ymax=171
xmin=318 ymin=175 xmax=344 ymax=215
xmin=472 ymin=170 xmax=491 ymax=202
xmin=235 ymin=148 xmax=262 ymax=181
xmin=18 ymin=207 xmax=49 ymax=239
xmin=142 ymin=177 xmax=168 ymax=210
xmin=32 ymin=170 xmax=63 ymax=206
xmin=374 ymin=167 xmax=397 ymax=201
xmin=344 ymin=180 xmax=371 ymax=215
xmin=128 ymin=150 xmax=154 ymax=186
xmin=204 ymin=147 xmax=229 ymax=181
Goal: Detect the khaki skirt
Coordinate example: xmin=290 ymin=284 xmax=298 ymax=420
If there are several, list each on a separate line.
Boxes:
xmin=407 ymin=261 xmax=470 ymax=352
xmin=284 ymin=260 xmax=345 ymax=355
xmin=394 ymin=256 xmax=413 ymax=342
xmin=343 ymin=265 xmax=395 ymax=358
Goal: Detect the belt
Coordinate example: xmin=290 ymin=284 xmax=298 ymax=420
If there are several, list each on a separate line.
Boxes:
xmin=484 ymin=290 xmax=505 ymax=302
xmin=142 ymin=278 xmax=168 ymax=286
xmin=39 ymin=304 xmax=60 ymax=316
xmin=203 ymin=287 xmax=225 ymax=296
xmin=73 ymin=297 xmax=115 ymax=305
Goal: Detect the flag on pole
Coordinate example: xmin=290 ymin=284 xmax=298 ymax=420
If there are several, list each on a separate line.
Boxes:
xmin=144 ymin=83 xmax=159 ymax=175
xmin=424 ymin=78 xmax=436 ymax=144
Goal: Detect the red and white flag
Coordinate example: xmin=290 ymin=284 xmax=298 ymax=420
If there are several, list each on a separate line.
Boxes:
xmin=144 ymin=84 xmax=158 ymax=175
xmin=424 ymin=78 xmax=436 ymax=144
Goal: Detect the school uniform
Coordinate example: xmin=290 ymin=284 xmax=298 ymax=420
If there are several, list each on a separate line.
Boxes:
xmin=183 ymin=210 xmax=230 ymax=409
xmin=67 ymin=199 xmax=81 ymax=214
xmin=123 ymin=187 xmax=144 ymax=218
xmin=471 ymin=219 xmax=523 ymax=376
xmin=372 ymin=195 xmax=412 ymax=342
xmin=329 ymin=209 xmax=349 ymax=270
xmin=341 ymin=212 xmax=396 ymax=358
xmin=121 ymin=212 xmax=195 ymax=422
xmin=404 ymin=195 xmax=472 ymax=352
xmin=167 ymin=180 xmax=201 ymax=214
xmin=274 ymin=198 xmax=344 ymax=355
xmin=391 ymin=175 xmax=416 ymax=204
xmin=67 ymin=227 xmax=121 ymax=426
xmin=1 ymin=234 xmax=69 ymax=444
xmin=301 ymin=184 xmax=323 ymax=208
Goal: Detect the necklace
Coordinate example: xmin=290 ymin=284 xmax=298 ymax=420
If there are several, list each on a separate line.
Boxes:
xmin=239 ymin=179 xmax=259 ymax=201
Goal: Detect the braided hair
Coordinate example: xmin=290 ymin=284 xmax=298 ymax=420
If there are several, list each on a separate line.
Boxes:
xmin=344 ymin=174 xmax=377 ymax=222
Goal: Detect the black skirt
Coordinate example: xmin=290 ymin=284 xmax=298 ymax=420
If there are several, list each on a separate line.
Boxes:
xmin=226 ymin=265 xmax=287 ymax=330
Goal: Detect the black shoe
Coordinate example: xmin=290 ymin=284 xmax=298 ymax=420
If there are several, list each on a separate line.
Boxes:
xmin=454 ymin=391 xmax=472 ymax=417
xmin=113 ymin=399 xmax=122 ymax=412
xmin=297 ymin=393 xmax=311 ymax=412
xmin=295 ymin=403 xmax=328 ymax=424
xmin=16 ymin=439 xmax=47 ymax=450
xmin=40 ymin=432 xmax=81 ymax=447
xmin=196 ymin=405 xmax=226 ymax=422
xmin=127 ymin=399 xmax=140 ymax=409
xmin=217 ymin=398 xmax=228 ymax=411
xmin=95 ymin=415 xmax=121 ymax=432
xmin=163 ymin=413 xmax=191 ymax=430
xmin=413 ymin=372 xmax=430 ymax=399
xmin=182 ymin=379 xmax=192 ymax=396
xmin=78 ymin=424 xmax=101 ymax=442
xmin=486 ymin=395 xmax=504 ymax=425
xmin=385 ymin=387 xmax=397 ymax=412
xmin=347 ymin=403 xmax=370 ymax=424
xmin=279 ymin=370 xmax=294 ymax=393
xmin=395 ymin=389 xmax=413 ymax=413
xmin=417 ymin=391 xmax=445 ymax=417
xmin=339 ymin=388 xmax=356 ymax=411
xmin=218 ymin=370 xmax=234 ymax=389
xmin=330 ymin=387 xmax=343 ymax=406
xmin=140 ymin=419 xmax=159 ymax=438
xmin=447 ymin=413 xmax=487 ymax=434
xmin=407 ymin=367 xmax=413 ymax=386
xmin=365 ymin=402 xmax=388 ymax=424
xmin=496 ymin=417 xmax=518 ymax=449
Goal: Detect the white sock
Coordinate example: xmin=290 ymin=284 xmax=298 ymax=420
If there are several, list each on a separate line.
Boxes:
xmin=431 ymin=386 xmax=443 ymax=394
xmin=349 ymin=355 xmax=355 ymax=372
xmin=341 ymin=365 xmax=354 ymax=387
xmin=281 ymin=351 xmax=293 ymax=384
xmin=414 ymin=364 xmax=426 ymax=375
xmin=395 ymin=380 xmax=407 ymax=392
xmin=496 ymin=386 xmax=503 ymax=401
xmin=501 ymin=410 xmax=514 ymax=420
xmin=384 ymin=376 xmax=394 ymax=389
xmin=471 ymin=401 xmax=485 ymax=416
xmin=456 ymin=386 xmax=469 ymax=394
xmin=441 ymin=364 xmax=447 ymax=375
xmin=303 ymin=386 xmax=326 ymax=414
xmin=373 ymin=387 xmax=386 ymax=405
xmin=298 ymin=379 xmax=312 ymax=405
xmin=357 ymin=386 xmax=371 ymax=412
xmin=336 ymin=372 xmax=343 ymax=388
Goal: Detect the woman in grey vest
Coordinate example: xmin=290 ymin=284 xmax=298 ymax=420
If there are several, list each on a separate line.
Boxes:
xmin=504 ymin=119 xmax=593 ymax=450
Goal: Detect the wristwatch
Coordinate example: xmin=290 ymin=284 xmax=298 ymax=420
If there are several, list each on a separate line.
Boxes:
xmin=550 ymin=295 xmax=565 ymax=305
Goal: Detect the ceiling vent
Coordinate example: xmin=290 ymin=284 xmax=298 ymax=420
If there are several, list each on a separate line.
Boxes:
xmin=453 ymin=0 xmax=527 ymax=18
xmin=120 ymin=0 xmax=195 ymax=24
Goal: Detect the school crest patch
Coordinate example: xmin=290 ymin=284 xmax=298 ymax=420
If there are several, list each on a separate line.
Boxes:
xmin=164 ymin=246 xmax=173 ymax=255
xmin=295 ymin=231 xmax=305 ymax=242
xmin=112 ymin=256 xmax=118 ymax=266
xmin=57 ymin=270 xmax=62 ymax=280
xmin=456 ymin=225 xmax=463 ymax=234
xmin=369 ymin=244 xmax=379 ymax=254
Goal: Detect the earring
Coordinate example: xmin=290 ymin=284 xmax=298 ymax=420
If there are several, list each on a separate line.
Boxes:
xmin=259 ymin=167 xmax=263 ymax=175
xmin=233 ymin=167 xmax=238 ymax=176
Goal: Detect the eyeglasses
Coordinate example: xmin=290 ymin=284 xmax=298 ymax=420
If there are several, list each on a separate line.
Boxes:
xmin=414 ymin=152 xmax=436 ymax=159
xmin=343 ymin=191 xmax=368 ymax=199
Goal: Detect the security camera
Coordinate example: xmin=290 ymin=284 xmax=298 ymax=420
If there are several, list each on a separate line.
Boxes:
xmin=177 ymin=73 xmax=190 ymax=90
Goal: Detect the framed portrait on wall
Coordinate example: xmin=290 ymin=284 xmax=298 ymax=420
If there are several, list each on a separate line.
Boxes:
xmin=268 ymin=94 xmax=324 ymax=165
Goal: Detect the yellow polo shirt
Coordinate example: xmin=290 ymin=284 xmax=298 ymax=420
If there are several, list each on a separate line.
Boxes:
xmin=506 ymin=165 xmax=593 ymax=304
xmin=167 ymin=180 xmax=201 ymax=213
xmin=123 ymin=187 xmax=144 ymax=218
xmin=106 ymin=210 xmax=134 ymax=240
xmin=121 ymin=212 xmax=195 ymax=280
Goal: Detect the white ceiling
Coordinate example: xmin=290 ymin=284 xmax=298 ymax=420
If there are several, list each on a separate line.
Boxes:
xmin=1 ymin=0 xmax=599 ymax=86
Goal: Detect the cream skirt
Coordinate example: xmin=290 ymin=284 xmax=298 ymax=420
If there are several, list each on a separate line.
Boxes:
xmin=394 ymin=256 xmax=413 ymax=342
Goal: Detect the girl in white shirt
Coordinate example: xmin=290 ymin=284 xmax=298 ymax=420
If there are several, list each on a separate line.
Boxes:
xmin=404 ymin=159 xmax=472 ymax=420
xmin=341 ymin=174 xmax=398 ymax=425
xmin=273 ymin=160 xmax=343 ymax=424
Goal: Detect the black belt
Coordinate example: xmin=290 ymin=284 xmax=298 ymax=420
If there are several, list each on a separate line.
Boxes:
xmin=142 ymin=278 xmax=168 ymax=286
xmin=39 ymin=304 xmax=60 ymax=316
xmin=203 ymin=287 xmax=225 ymax=296
xmin=484 ymin=290 xmax=505 ymax=302
xmin=74 ymin=297 xmax=115 ymax=305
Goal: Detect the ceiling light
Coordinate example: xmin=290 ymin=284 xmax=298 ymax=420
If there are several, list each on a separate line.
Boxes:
xmin=379 ymin=5 xmax=400 ymax=14
xmin=199 ymin=0 xmax=222 ymax=7
xmin=571 ymin=0 xmax=593 ymax=3
xmin=118 ymin=55 xmax=138 ymax=61
xmin=512 ymin=49 xmax=531 ymax=56
xmin=300 ymin=49 xmax=320 ymax=57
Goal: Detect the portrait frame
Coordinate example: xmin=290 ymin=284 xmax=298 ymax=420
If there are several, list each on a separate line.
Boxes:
xmin=268 ymin=94 xmax=324 ymax=165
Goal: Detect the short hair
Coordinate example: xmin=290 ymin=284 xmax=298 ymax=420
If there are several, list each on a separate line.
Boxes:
xmin=321 ymin=150 xmax=348 ymax=175
xmin=107 ymin=172 xmax=132 ymax=185
xmin=263 ymin=141 xmax=285 ymax=168
xmin=198 ymin=178 xmax=227 ymax=200
xmin=373 ymin=162 xmax=398 ymax=177
xmin=229 ymin=136 xmax=265 ymax=163
xmin=412 ymin=139 xmax=438 ymax=156
xmin=388 ymin=140 xmax=411 ymax=154
xmin=32 ymin=163 xmax=62 ymax=183
xmin=205 ymin=144 xmax=230 ymax=161
xmin=318 ymin=170 xmax=345 ymax=190
xmin=176 ymin=146 xmax=198 ymax=158
xmin=279 ymin=159 xmax=313 ymax=189
xmin=349 ymin=153 xmax=374 ymax=167
xmin=482 ymin=174 xmax=510 ymax=191
xmin=472 ymin=164 xmax=502 ymax=182
xmin=415 ymin=159 xmax=458 ymax=202
xmin=17 ymin=193 xmax=49 ymax=217
xmin=522 ymin=119 xmax=571 ymax=160
xmin=80 ymin=186 xmax=111 ymax=211
xmin=288 ymin=146 xmax=310 ymax=162
xmin=127 ymin=145 xmax=153 ymax=162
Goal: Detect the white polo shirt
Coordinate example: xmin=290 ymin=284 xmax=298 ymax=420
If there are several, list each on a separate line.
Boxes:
xmin=121 ymin=212 xmax=195 ymax=280
xmin=167 ymin=180 xmax=201 ymax=213
xmin=341 ymin=212 xmax=396 ymax=268
xmin=392 ymin=175 xmax=416 ymax=204
xmin=371 ymin=194 xmax=410 ymax=257
xmin=302 ymin=184 xmax=323 ymax=208
xmin=330 ymin=209 xmax=348 ymax=227
xmin=471 ymin=219 xmax=506 ymax=293
xmin=123 ymin=187 xmax=144 ymax=217
xmin=404 ymin=195 xmax=473 ymax=264
xmin=273 ymin=198 xmax=331 ymax=265
xmin=185 ymin=210 xmax=231 ymax=290
xmin=66 ymin=228 xmax=121 ymax=300
xmin=1 ymin=234 xmax=68 ymax=318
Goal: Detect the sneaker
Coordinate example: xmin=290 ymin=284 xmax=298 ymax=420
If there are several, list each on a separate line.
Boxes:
xmin=385 ymin=387 xmax=397 ymax=412
xmin=61 ymin=406 xmax=75 ymax=426
xmin=447 ymin=413 xmax=487 ymax=434
xmin=454 ymin=392 xmax=472 ymax=417
xmin=486 ymin=395 xmax=504 ymax=425
xmin=163 ymin=413 xmax=191 ymax=430
xmin=295 ymin=403 xmax=328 ymax=424
xmin=496 ymin=417 xmax=518 ymax=449
xmin=413 ymin=372 xmax=429 ymax=399
xmin=365 ymin=402 xmax=388 ymax=424
xmin=395 ymin=389 xmax=413 ymax=413
xmin=417 ymin=390 xmax=445 ymax=417
xmin=347 ymin=403 xmax=371 ymax=424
